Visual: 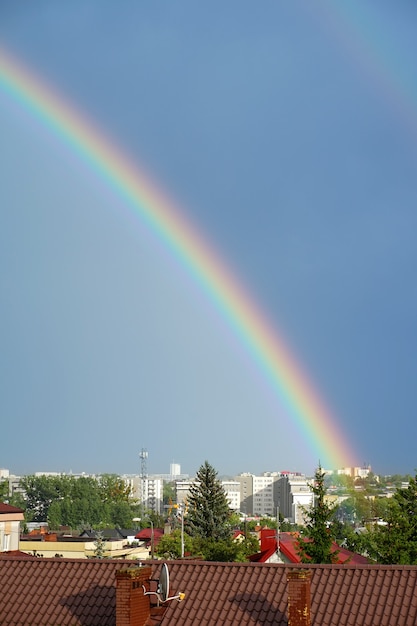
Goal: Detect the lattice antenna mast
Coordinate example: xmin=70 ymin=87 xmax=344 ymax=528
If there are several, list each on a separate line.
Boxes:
xmin=140 ymin=448 xmax=148 ymax=522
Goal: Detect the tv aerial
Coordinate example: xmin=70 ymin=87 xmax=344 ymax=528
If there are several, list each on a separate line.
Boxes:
xmin=143 ymin=563 xmax=185 ymax=604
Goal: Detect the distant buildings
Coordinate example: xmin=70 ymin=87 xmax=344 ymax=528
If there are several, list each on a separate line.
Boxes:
xmin=121 ymin=475 xmax=163 ymax=515
xmin=221 ymin=480 xmax=241 ymax=511
xmin=234 ymin=471 xmax=313 ymax=522
xmin=235 ymin=473 xmax=278 ymax=517
xmin=276 ymin=472 xmax=313 ymax=525
xmin=324 ymin=465 xmax=372 ymax=479
xmin=0 ymin=462 xmax=374 ymax=527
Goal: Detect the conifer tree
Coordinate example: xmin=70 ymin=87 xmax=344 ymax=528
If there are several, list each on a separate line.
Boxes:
xmin=187 ymin=461 xmax=231 ymax=542
xmin=369 ymin=473 xmax=417 ymax=564
xmin=298 ymin=464 xmax=338 ymax=564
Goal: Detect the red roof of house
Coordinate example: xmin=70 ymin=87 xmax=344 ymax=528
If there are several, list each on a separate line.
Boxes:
xmin=232 ymin=530 xmax=246 ymax=541
xmin=0 ymin=550 xmax=36 ymax=559
xmin=135 ymin=528 xmax=164 ymax=541
xmin=280 ymin=531 xmax=369 ymax=565
xmin=256 ymin=529 xmax=369 ymax=565
xmin=0 ymin=503 xmax=24 ymax=515
xmin=249 ymin=544 xmax=277 ymax=563
xmin=0 ymin=557 xmax=417 ymax=625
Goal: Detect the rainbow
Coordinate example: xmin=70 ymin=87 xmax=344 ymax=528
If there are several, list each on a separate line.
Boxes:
xmin=0 ymin=46 xmax=356 ymax=470
xmin=312 ymin=3 xmax=417 ymax=142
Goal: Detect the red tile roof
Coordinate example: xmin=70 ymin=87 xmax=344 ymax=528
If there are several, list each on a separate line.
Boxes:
xmin=0 ymin=557 xmax=123 ymax=625
xmin=160 ymin=561 xmax=417 ymax=625
xmin=135 ymin=529 xmax=164 ymax=541
xmin=255 ymin=530 xmax=369 ymax=565
xmin=0 ymin=502 xmax=24 ymax=514
xmin=0 ymin=557 xmax=417 ymax=625
xmin=0 ymin=550 xmax=36 ymax=559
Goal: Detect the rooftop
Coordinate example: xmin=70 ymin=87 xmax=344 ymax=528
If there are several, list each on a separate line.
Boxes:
xmin=0 ymin=556 xmax=417 ymax=625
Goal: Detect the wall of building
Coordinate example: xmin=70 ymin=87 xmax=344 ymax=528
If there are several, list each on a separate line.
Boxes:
xmin=277 ymin=475 xmax=313 ymax=524
xmin=0 ymin=520 xmax=20 ymax=551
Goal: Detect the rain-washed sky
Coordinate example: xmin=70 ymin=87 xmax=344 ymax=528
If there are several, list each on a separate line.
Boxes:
xmin=1 ymin=1 xmax=417 ymax=478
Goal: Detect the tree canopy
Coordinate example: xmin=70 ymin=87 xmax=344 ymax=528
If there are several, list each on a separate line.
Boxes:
xmin=0 ymin=479 xmax=9 ymax=502
xmin=298 ymin=464 xmax=339 ymax=564
xmin=187 ymin=461 xmax=231 ymax=542
xmin=20 ymin=474 xmax=134 ymax=529
xmin=367 ymin=473 xmax=417 ymax=564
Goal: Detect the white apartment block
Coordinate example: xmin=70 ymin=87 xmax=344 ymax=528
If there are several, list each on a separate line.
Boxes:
xmin=221 ymin=481 xmax=241 ymax=511
xmin=143 ymin=477 xmax=163 ymax=514
xmin=122 ymin=475 xmax=163 ymax=515
xmin=175 ymin=479 xmax=240 ymax=511
xmin=235 ymin=472 xmax=280 ymax=517
xmin=175 ymin=480 xmax=195 ymax=507
xmin=252 ymin=474 xmax=276 ymax=517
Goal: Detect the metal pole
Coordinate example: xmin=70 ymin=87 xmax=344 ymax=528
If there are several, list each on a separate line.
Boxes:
xmin=180 ymin=505 xmax=184 ymax=558
xmin=276 ymin=506 xmax=281 ymax=560
xmin=150 ymin=520 xmax=154 ymax=559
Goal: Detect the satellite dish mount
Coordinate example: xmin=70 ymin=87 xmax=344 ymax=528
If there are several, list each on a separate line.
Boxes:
xmin=143 ymin=563 xmax=185 ymax=604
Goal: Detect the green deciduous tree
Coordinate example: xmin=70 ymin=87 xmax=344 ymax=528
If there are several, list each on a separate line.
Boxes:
xmin=198 ymin=533 xmax=260 ymax=562
xmin=155 ymin=529 xmax=197 ymax=559
xmin=98 ymin=474 xmax=132 ymax=504
xmin=21 ymin=474 xmax=135 ymax=529
xmin=0 ymin=479 xmax=9 ymax=502
xmin=298 ymin=464 xmax=339 ymax=564
xmin=187 ymin=461 xmax=231 ymax=542
xmin=21 ymin=475 xmax=71 ymax=522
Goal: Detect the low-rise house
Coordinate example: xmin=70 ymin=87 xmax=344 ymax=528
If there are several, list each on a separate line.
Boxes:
xmin=0 ymin=502 xmax=24 ymax=552
xmin=19 ymin=531 xmax=149 ymax=560
xmin=250 ymin=528 xmax=369 ymax=565
xmin=79 ymin=527 xmax=138 ymax=542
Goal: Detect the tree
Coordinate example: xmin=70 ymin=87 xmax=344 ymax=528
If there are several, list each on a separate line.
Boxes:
xmin=155 ymin=529 xmax=197 ymax=559
xmin=108 ymin=501 xmax=134 ymax=528
xmin=98 ymin=474 xmax=132 ymax=504
xmin=298 ymin=464 xmax=339 ymax=564
xmin=93 ymin=531 xmax=105 ymax=559
xmin=163 ymin=481 xmax=176 ymax=506
xmin=187 ymin=461 xmax=231 ymax=542
xmin=21 ymin=475 xmax=71 ymax=522
xmin=0 ymin=479 xmax=9 ymax=502
xmin=22 ymin=473 xmax=136 ymax=529
xmin=368 ymin=473 xmax=417 ymax=564
xmin=200 ymin=532 xmax=260 ymax=562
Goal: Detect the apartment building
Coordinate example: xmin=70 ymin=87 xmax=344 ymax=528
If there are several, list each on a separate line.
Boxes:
xmin=276 ymin=473 xmax=313 ymax=525
xmin=220 ymin=481 xmax=240 ymax=511
xmin=122 ymin=475 xmax=163 ymax=515
xmin=235 ymin=472 xmax=280 ymax=517
xmin=175 ymin=479 xmax=240 ymax=511
xmin=175 ymin=480 xmax=194 ymax=507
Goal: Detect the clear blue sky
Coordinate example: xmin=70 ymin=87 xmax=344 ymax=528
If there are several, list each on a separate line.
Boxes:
xmin=1 ymin=1 xmax=416 ymax=478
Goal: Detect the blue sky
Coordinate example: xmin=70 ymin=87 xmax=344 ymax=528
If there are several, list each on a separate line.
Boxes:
xmin=1 ymin=1 xmax=416 ymax=478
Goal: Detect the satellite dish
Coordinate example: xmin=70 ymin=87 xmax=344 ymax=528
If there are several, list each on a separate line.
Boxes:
xmin=158 ymin=563 xmax=170 ymax=602
xmin=143 ymin=562 xmax=184 ymax=603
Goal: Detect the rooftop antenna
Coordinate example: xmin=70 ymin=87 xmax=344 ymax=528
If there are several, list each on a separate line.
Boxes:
xmin=143 ymin=563 xmax=185 ymax=604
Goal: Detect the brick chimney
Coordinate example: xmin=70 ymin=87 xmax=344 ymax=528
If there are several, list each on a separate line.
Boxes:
xmin=287 ymin=569 xmax=312 ymax=626
xmin=116 ymin=565 xmax=152 ymax=626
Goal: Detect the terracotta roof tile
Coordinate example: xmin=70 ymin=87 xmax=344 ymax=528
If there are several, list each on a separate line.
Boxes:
xmin=1 ymin=557 xmax=417 ymax=625
xmin=0 ymin=502 xmax=24 ymax=514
